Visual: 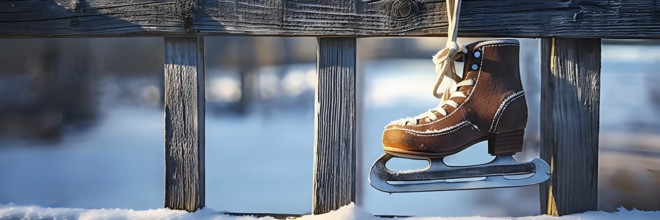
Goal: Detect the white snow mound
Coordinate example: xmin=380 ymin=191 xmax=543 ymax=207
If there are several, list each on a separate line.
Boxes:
xmin=1 ymin=203 xmax=659 ymax=220
xmin=299 ymin=203 xmax=377 ymax=220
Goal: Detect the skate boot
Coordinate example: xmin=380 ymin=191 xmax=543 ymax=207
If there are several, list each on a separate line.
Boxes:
xmin=383 ymin=39 xmax=527 ymax=158
xmin=369 ymin=39 xmax=550 ymax=193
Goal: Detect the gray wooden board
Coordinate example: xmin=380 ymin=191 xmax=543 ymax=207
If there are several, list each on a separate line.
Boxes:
xmin=164 ymin=37 xmax=206 ymax=212
xmin=540 ymin=38 xmax=600 ymax=216
xmin=2 ymin=0 xmax=660 ymax=38
xmin=313 ymin=37 xmax=357 ymax=214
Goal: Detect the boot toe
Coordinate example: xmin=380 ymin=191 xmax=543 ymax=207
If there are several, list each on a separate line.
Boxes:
xmin=382 ymin=127 xmax=417 ymax=152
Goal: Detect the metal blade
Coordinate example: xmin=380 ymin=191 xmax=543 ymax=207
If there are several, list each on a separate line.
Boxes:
xmin=369 ymin=154 xmax=551 ymax=193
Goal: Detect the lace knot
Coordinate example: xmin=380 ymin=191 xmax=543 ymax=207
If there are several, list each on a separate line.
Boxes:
xmin=432 ymin=48 xmax=456 ymax=65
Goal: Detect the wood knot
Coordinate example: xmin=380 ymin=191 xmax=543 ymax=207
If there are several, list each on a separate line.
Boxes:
xmin=391 ymin=0 xmax=418 ymax=18
xmin=69 ymin=0 xmax=81 ymax=11
xmin=67 ymin=0 xmax=84 ymax=26
xmin=175 ymin=0 xmax=196 ymax=32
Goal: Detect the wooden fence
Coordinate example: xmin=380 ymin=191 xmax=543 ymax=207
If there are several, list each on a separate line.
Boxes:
xmin=3 ymin=0 xmax=654 ymax=216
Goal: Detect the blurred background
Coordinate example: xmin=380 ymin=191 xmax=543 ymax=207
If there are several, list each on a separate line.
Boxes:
xmin=0 ymin=37 xmax=657 ymax=217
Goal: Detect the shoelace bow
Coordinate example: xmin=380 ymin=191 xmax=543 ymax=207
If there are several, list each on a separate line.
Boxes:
xmin=394 ymin=0 xmax=475 ymax=126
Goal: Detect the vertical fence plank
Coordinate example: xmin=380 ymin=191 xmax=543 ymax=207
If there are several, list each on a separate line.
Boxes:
xmin=313 ymin=37 xmax=357 ymax=214
xmin=540 ymin=38 xmax=600 ymax=216
xmin=164 ymin=37 xmax=206 ymax=212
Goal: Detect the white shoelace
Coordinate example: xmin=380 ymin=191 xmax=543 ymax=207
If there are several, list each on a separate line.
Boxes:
xmin=393 ymin=0 xmax=475 ymax=126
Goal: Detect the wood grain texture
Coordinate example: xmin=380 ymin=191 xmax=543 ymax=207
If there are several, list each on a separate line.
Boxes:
xmin=0 ymin=0 xmax=182 ymax=37
xmin=164 ymin=37 xmax=205 ymax=212
xmin=313 ymin=38 xmax=357 ymax=214
xmin=2 ymin=0 xmax=660 ymax=38
xmin=540 ymin=38 xmax=600 ymax=216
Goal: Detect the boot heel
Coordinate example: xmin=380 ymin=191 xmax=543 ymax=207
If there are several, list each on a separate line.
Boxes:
xmin=488 ymin=129 xmax=524 ymax=156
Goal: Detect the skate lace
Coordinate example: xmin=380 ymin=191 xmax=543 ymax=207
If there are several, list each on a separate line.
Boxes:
xmin=392 ymin=0 xmax=474 ymax=126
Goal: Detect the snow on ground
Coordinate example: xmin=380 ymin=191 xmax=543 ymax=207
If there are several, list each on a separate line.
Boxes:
xmin=0 ymin=204 xmax=241 ymax=220
xmin=1 ymin=203 xmax=659 ymax=220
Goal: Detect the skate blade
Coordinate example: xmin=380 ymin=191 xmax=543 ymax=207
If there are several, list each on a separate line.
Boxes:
xmin=368 ymin=154 xmax=551 ymax=193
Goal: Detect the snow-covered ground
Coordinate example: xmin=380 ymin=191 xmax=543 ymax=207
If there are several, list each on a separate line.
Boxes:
xmin=0 ymin=40 xmax=658 ymax=218
xmin=1 ymin=203 xmax=659 ymax=220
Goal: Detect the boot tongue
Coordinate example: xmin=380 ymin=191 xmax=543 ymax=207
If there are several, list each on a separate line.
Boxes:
xmin=434 ymin=42 xmax=480 ymax=117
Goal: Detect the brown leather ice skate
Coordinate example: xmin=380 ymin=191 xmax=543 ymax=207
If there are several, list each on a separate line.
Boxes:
xmin=369 ymin=0 xmax=549 ymax=193
xmin=382 ymin=39 xmax=528 ymax=159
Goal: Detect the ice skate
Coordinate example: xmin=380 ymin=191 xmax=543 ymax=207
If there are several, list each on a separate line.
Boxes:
xmin=368 ymin=0 xmax=549 ymax=193
xmin=369 ymin=38 xmax=551 ymax=193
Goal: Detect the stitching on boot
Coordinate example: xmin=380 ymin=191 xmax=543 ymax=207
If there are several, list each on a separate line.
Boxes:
xmin=478 ymin=44 xmax=519 ymax=48
xmin=389 ymin=120 xmax=471 ymax=134
xmin=394 ymin=121 xmax=474 ymax=137
xmin=475 ymin=39 xmax=519 ymax=48
xmin=489 ymin=91 xmax=525 ymax=133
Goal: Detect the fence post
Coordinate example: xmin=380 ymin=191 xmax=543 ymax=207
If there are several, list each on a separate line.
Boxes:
xmin=540 ymin=38 xmax=600 ymax=215
xmin=313 ymin=37 xmax=357 ymax=214
xmin=164 ymin=37 xmax=206 ymax=212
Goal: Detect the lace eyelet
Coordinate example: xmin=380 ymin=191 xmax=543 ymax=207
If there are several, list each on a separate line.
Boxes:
xmin=470 ymin=63 xmax=480 ymax=71
xmin=473 ymin=50 xmax=482 ymax=59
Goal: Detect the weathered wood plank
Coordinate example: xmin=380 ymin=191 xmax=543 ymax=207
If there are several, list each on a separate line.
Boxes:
xmin=2 ymin=0 xmax=660 ymax=38
xmin=164 ymin=36 xmax=205 ymax=212
xmin=0 ymin=0 xmax=183 ymax=37
xmin=313 ymin=37 xmax=357 ymax=214
xmin=540 ymin=38 xmax=600 ymax=216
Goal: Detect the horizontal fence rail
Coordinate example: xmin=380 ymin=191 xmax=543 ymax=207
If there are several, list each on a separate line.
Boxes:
xmin=1 ymin=0 xmax=660 ymax=38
